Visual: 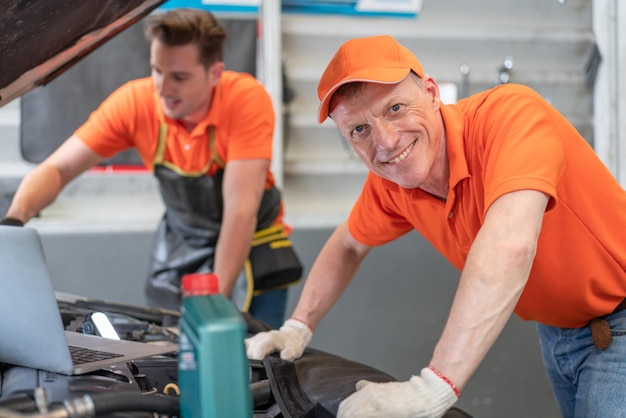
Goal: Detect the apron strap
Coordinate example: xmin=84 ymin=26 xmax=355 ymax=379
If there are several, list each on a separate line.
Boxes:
xmin=208 ymin=125 xmax=225 ymax=168
xmin=154 ymin=123 xmax=223 ymax=175
xmin=154 ymin=123 xmax=168 ymax=165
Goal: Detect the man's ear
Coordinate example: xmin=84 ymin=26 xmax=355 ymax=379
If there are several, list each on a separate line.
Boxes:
xmin=422 ymin=75 xmax=441 ymax=109
xmin=209 ymin=61 xmax=225 ymax=85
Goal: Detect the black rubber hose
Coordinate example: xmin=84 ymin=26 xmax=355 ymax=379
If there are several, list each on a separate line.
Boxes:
xmin=89 ymin=392 xmax=179 ymax=416
xmin=250 ymin=380 xmax=274 ymax=407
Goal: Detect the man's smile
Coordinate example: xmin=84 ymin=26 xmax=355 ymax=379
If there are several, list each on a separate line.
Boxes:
xmin=163 ymin=97 xmax=180 ymax=108
xmin=387 ymin=139 xmax=416 ymax=164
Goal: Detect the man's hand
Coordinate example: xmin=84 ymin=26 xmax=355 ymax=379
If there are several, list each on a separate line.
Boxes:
xmin=245 ymin=318 xmax=313 ymax=361
xmin=337 ymin=367 xmax=460 ymax=418
xmin=0 ymin=217 xmax=24 ymax=227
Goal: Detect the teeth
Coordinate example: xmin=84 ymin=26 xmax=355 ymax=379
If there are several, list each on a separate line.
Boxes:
xmin=388 ymin=141 xmax=415 ymax=164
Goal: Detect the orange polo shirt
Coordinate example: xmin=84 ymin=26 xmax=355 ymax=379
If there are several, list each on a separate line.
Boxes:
xmin=76 ymin=71 xmax=276 ymax=185
xmin=75 ymin=71 xmax=285 ymax=225
xmin=348 ymin=84 xmax=626 ymax=328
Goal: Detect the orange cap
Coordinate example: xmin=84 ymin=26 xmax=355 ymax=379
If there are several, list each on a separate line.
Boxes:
xmin=317 ymin=35 xmax=425 ymax=124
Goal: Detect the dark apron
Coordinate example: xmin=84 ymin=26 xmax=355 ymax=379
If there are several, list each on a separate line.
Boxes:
xmin=145 ymin=124 xmax=281 ymax=311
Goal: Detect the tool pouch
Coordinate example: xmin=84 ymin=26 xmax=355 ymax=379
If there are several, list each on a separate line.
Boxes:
xmin=247 ymin=225 xmax=303 ymax=293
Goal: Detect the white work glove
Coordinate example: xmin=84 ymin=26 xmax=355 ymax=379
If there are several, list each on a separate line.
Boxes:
xmin=245 ymin=318 xmax=313 ymax=361
xmin=337 ymin=367 xmax=460 ymax=418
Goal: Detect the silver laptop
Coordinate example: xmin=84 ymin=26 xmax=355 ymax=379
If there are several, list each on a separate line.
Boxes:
xmin=0 ymin=225 xmax=176 ymax=375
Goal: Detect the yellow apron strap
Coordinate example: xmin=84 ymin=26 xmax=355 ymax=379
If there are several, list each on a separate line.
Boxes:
xmin=154 ymin=123 xmax=168 ymax=165
xmin=251 ymin=225 xmax=287 ymax=246
xmin=208 ymin=125 xmax=225 ymax=169
xmin=242 ymin=259 xmax=255 ymax=311
xmin=153 ymin=124 xmax=224 ymax=175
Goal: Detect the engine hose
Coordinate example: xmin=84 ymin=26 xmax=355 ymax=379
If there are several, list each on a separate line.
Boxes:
xmin=250 ymin=380 xmax=274 ymax=407
xmin=66 ymin=392 xmax=179 ymax=417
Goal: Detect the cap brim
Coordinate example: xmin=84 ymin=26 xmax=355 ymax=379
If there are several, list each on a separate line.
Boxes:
xmin=317 ymin=67 xmax=411 ymax=123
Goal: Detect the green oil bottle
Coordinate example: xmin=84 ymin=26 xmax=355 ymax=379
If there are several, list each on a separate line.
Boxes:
xmin=178 ymin=273 xmax=252 ymax=418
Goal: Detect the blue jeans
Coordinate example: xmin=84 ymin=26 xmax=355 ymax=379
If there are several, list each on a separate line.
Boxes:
xmin=247 ymin=288 xmax=288 ymax=330
xmin=537 ymin=310 xmax=626 ymax=417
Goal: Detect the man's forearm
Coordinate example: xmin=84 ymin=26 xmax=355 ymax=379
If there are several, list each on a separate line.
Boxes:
xmin=213 ymin=210 xmax=257 ymax=297
xmin=429 ymin=190 xmax=546 ymax=391
xmin=430 ymin=258 xmax=528 ymax=391
xmin=5 ymin=164 xmax=64 ymax=223
xmin=292 ymin=222 xmax=370 ymax=330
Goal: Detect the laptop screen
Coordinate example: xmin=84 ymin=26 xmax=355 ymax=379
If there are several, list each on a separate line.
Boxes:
xmin=0 ymin=226 xmax=176 ymax=375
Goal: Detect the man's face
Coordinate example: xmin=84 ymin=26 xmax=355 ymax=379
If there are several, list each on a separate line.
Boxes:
xmin=150 ymin=40 xmax=222 ymax=124
xmin=330 ymin=75 xmax=444 ymax=190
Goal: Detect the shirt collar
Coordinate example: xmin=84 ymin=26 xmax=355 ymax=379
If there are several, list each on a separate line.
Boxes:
xmin=441 ymin=103 xmax=470 ymax=192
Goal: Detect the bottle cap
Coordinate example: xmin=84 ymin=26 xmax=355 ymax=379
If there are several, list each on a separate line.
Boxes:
xmin=181 ymin=273 xmax=220 ymax=296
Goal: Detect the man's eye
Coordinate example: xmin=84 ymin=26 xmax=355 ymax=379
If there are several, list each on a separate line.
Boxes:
xmin=350 ymin=125 xmax=368 ymax=142
xmin=390 ymin=103 xmax=401 ymax=113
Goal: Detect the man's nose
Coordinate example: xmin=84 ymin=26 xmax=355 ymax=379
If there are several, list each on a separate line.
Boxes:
xmin=156 ymin=75 xmax=172 ymax=96
xmin=371 ymin=119 xmax=399 ymax=150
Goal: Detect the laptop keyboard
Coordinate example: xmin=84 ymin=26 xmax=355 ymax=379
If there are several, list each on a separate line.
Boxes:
xmin=69 ymin=345 xmax=124 ymax=365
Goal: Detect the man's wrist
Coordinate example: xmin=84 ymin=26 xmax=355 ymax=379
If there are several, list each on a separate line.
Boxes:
xmin=286 ymin=317 xmax=314 ymax=334
xmin=428 ymin=366 xmax=461 ymax=398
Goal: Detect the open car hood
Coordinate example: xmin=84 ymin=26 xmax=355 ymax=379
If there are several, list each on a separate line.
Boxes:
xmin=0 ymin=0 xmax=166 ymax=108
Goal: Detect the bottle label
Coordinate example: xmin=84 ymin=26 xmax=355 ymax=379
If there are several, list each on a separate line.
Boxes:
xmin=178 ymin=332 xmax=197 ymax=371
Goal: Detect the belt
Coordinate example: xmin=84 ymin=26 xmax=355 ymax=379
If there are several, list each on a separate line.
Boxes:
xmin=612 ymin=298 xmax=626 ymax=314
xmin=589 ymin=297 xmax=626 ymax=351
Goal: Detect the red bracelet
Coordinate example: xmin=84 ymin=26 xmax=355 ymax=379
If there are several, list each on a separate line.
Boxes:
xmin=288 ymin=317 xmax=313 ymax=334
xmin=428 ymin=366 xmax=461 ymax=398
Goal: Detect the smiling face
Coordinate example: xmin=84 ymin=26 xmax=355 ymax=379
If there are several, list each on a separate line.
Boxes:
xmin=329 ymin=74 xmax=448 ymax=192
xmin=150 ymin=39 xmax=223 ymax=129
